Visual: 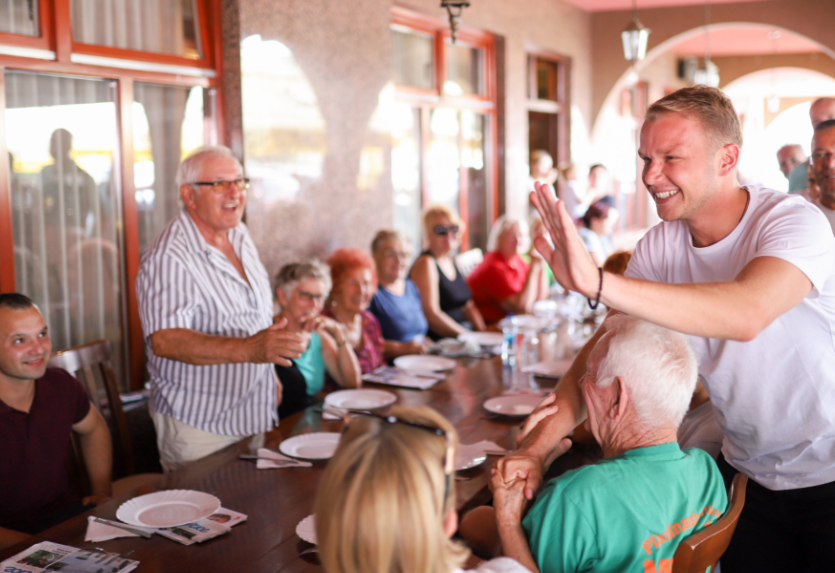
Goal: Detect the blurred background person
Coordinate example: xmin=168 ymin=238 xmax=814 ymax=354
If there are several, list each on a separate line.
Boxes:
xmin=369 ymin=230 xmax=429 ymax=359
xmin=410 ymin=205 xmax=485 ymax=340
xmin=776 ymin=144 xmax=806 ymax=180
xmin=274 ymin=261 xmax=361 ymax=418
xmin=314 ymin=404 xmax=533 ymax=573
xmin=325 ymin=248 xmax=384 ymax=374
xmin=467 ymin=216 xmax=548 ymax=325
xmin=586 ymin=163 xmax=612 ymax=206
xmin=527 ymin=218 xmax=555 ymax=285
xmin=810 ymin=119 xmax=835 ymax=233
xmin=578 ymin=201 xmax=618 ymax=267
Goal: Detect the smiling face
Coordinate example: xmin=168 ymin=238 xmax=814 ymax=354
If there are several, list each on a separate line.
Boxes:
xmin=374 ymin=237 xmax=410 ymax=285
xmin=0 ymin=306 xmax=52 ymax=384
xmin=639 ymin=112 xmax=724 ymax=224
xmin=333 ymin=267 xmax=375 ymax=314
xmin=278 ymin=277 xmax=327 ymax=328
xmin=180 ymin=153 xmax=246 ymax=235
xmin=812 ymin=125 xmax=835 ymax=207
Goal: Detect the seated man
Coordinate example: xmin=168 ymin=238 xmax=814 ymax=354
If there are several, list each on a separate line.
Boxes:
xmin=462 ymin=316 xmax=727 ymax=573
xmin=0 ymin=293 xmax=112 ymax=548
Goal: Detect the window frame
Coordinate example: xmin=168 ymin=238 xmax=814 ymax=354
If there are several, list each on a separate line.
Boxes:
xmin=390 ymin=6 xmax=498 ymax=252
xmin=0 ymin=0 xmax=225 ymax=390
xmin=526 ymin=46 xmax=571 ymax=167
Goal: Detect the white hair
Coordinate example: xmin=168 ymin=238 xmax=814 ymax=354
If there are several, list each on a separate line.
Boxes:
xmin=486 ymin=215 xmax=530 ymax=254
xmin=593 ymin=315 xmax=698 ymax=429
xmin=176 ymin=146 xmax=241 ymax=187
xmin=274 ymin=259 xmax=332 ymax=301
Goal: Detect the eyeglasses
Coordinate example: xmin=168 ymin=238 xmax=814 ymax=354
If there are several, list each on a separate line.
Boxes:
xmin=191 ymin=178 xmax=251 ymax=193
xmin=297 ymin=290 xmax=324 ymax=304
xmin=811 ymin=152 xmax=835 ymax=165
xmin=383 ymin=249 xmax=411 ymax=260
xmin=342 ymin=409 xmax=454 ymax=501
xmin=433 ymin=224 xmax=460 ymax=236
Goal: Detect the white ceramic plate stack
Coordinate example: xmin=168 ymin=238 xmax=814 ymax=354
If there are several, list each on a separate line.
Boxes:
xmin=483 ymin=395 xmax=543 ymax=417
xmin=279 ymin=433 xmax=342 ymax=460
xmin=296 ymin=514 xmax=317 ymax=544
xmin=324 ymin=389 xmax=397 ymax=411
xmin=394 ymin=355 xmax=457 ymax=372
xmin=458 ymin=332 xmax=503 ymax=347
xmin=116 ymin=490 xmax=221 ymax=528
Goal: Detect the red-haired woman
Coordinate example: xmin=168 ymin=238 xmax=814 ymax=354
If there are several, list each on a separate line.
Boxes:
xmin=324 ymin=247 xmax=385 ymax=374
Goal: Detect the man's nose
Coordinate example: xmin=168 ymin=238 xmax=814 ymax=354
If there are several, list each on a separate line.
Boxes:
xmin=643 ymin=159 xmax=663 ymax=185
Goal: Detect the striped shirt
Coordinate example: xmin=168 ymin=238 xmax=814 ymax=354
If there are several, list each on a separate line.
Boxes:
xmin=137 ymin=209 xmax=276 ymax=436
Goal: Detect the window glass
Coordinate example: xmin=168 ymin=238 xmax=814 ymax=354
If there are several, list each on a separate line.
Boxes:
xmin=391 ymin=103 xmax=422 ymax=251
xmin=4 ymin=71 xmax=127 ymax=383
xmin=535 ymin=58 xmax=559 ymax=101
xmin=0 ymin=0 xmax=39 ymax=36
xmin=444 ymin=41 xmax=483 ymax=96
xmin=133 ymin=83 xmax=204 ymax=254
xmin=427 ymin=107 xmax=460 ymax=213
xmin=392 ymin=28 xmax=435 ymax=90
xmin=71 ymin=0 xmax=202 ymax=58
xmin=462 ymin=110 xmax=488 ymax=250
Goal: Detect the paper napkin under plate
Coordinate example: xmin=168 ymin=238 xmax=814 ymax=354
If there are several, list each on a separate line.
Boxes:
xmin=255 ymin=447 xmax=312 ymax=469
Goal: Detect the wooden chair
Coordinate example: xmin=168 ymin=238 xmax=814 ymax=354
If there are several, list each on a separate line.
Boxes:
xmin=49 ymin=339 xmax=161 ymax=496
xmin=672 ymin=473 xmax=749 ymax=573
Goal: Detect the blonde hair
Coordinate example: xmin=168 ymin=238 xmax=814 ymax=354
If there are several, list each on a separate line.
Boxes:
xmin=422 ymin=204 xmax=464 ymax=235
xmin=314 ymin=405 xmax=469 ymax=573
xmin=371 ymin=229 xmax=407 ymax=255
xmin=646 ymin=85 xmax=742 ymax=151
xmin=486 ymin=215 xmax=529 ymax=254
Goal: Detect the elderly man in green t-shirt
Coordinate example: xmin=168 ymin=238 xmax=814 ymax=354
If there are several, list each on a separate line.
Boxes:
xmin=463 ymin=315 xmax=727 ymax=573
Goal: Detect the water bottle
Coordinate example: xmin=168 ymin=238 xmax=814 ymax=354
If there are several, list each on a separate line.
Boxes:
xmin=499 ymin=316 xmax=517 ymax=369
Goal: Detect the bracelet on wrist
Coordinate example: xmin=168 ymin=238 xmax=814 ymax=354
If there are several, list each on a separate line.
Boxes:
xmin=587 ymin=268 xmax=604 ymax=310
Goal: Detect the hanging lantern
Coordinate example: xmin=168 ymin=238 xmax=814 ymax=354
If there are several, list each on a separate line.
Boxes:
xmin=441 ymin=0 xmax=470 ymax=44
xmin=622 ymin=13 xmax=650 ymax=63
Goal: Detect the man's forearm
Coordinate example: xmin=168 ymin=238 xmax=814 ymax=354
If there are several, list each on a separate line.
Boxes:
xmin=79 ymin=425 xmax=113 ymax=497
xmin=498 ymin=523 xmax=540 ymax=573
xmin=151 ymin=329 xmax=253 ymax=365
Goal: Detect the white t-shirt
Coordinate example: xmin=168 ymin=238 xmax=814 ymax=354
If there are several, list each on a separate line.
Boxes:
xmin=625 ymin=185 xmax=835 ymax=490
xmin=811 ymin=196 xmax=835 ymax=235
xmin=455 ymin=557 xmax=534 ymax=573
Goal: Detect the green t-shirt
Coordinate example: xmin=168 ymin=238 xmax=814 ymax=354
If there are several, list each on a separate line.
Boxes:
xmin=296 ymin=332 xmax=325 ymax=396
xmin=522 ymin=443 xmax=727 ymax=573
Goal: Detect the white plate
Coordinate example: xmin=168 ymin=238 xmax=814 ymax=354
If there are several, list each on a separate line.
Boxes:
xmin=394 ymin=355 xmax=457 ymax=372
xmin=296 ymin=514 xmax=317 ymax=545
xmin=455 ymin=443 xmax=488 ymax=471
xmin=324 ymin=389 xmax=396 ymax=411
xmin=530 ymin=358 xmax=574 ymax=379
xmin=279 ymin=432 xmax=341 ymax=460
xmin=458 ymin=332 xmax=503 ymax=347
xmin=483 ymin=395 xmax=543 ymax=417
xmin=116 ymin=490 xmax=221 ymax=528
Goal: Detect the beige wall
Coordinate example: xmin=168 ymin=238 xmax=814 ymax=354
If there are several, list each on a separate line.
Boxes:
xmin=225 ymin=0 xmax=593 ymax=277
xmin=715 ymin=52 xmax=835 ymax=88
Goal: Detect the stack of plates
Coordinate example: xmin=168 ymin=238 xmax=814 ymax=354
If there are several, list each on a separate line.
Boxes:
xmin=393 ymin=355 xmax=457 ymax=372
xmin=324 ymin=388 xmax=397 ymax=411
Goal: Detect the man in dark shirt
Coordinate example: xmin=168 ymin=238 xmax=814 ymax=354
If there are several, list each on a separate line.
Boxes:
xmin=0 ymin=293 xmax=113 ymax=549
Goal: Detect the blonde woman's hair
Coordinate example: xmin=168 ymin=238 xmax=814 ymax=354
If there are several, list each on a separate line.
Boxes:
xmin=314 ymin=405 xmax=469 ymax=573
xmin=422 ymin=204 xmax=464 ymax=235
xmin=486 ymin=214 xmax=529 ymax=254
xmin=645 ymin=85 xmax=742 ymax=151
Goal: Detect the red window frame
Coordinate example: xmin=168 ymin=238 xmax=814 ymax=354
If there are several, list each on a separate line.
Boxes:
xmin=0 ymin=0 xmax=226 ymax=389
xmin=391 ymin=5 xmax=498 ymax=251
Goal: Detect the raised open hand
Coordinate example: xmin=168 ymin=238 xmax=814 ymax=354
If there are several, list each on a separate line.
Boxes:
xmin=530 ymin=181 xmax=601 ymax=298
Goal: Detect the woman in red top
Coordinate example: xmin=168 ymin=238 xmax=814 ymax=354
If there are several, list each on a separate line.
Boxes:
xmin=467 ymin=216 xmax=549 ymax=325
xmin=324 ymin=248 xmax=385 ymax=374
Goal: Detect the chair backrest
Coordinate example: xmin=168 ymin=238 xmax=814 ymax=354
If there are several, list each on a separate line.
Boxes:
xmin=455 ymin=248 xmax=484 ymax=278
xmin=49 ymin=339 xmax=136 ymax=477
xmin=672 ymin=472 xmax=749 ymax=573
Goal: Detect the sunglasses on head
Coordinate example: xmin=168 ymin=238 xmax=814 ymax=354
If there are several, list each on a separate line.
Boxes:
xmin=342 ymin=409 xmax=454 ymax=501
xmin=434 ymin=224 xmax=460 ymax=236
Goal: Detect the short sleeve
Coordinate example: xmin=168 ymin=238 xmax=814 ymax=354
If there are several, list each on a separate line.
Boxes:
xmin=57 ymin=369 xmax=92 ymax=424
xmin=136 ymin=252 xmax=201 ymax=338
xmin=753 ymin=201 xmax=835 ymax=297
xmin=523 ymin=479 xmax=600 ymax=573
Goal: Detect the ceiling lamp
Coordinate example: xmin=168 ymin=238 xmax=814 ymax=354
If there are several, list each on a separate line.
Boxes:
xmin=621 ymin=0 xmax=650 ymax=63
xmin=441 ymin=0 xmax=470 ymax=44
xmin=695 ymin=0 xmax=720 ymax=87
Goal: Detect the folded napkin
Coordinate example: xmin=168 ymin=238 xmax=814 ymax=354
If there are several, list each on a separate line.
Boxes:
xmin=255 ymin=447 xmax=312 ymax=469
xmin=84 ymin=516 xmax=155 ymax=542
xmin=466 ymin=440 xmax=510 ymax=456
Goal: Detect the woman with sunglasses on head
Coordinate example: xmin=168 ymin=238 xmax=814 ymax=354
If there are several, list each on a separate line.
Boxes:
xmin=274 ymin=261 xmax=361 ymax=419
xmin=410 ymin=205 xmax=486 ymax=340
xmin=369 ymin=229 xmax=429 ymax=358
xmin=315 ymin=404 xmax=532 ymax=573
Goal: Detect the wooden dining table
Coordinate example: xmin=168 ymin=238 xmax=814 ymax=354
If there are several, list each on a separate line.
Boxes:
xmin=0 ymin=356 xmax=575 ymax=572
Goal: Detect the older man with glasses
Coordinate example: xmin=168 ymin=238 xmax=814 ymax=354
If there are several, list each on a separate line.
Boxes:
xmin=137 ymin=146 xmax=306 ymax=471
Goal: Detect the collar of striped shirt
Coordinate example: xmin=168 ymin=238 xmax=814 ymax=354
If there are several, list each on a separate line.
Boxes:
xmin=177 ymin=208 xmax=247 ymax=255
